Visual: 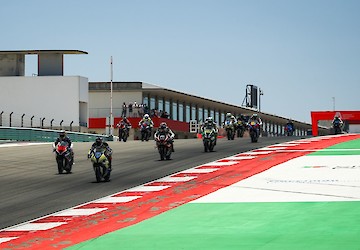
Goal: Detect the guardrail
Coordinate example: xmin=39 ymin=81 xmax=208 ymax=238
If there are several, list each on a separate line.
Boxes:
xmin=0 ymin=127 xmax=112 ymax=142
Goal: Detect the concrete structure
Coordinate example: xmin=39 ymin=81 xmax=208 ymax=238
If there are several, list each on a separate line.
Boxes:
xmin=0 ymin=50 xmax=88 ymax=130
xmin=89 ymin=81 xmax=324 ymax=137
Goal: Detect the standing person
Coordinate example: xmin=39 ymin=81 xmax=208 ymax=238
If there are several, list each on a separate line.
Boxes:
xmin=121 ymin=102 xmax=127 ymax=117
xmin=128 ymin=103 xmax=133 ymax=117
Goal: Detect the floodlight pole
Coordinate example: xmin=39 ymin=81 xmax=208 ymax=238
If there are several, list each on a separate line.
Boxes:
xmin=110 ymin=56 xmax=114 ymax=136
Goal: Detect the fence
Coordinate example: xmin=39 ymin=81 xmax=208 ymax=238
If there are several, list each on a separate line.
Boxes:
xmin=0 ymin=110 xmax=83 ymax=131
xmin=0 ymin=127 xmax=112 ymax=142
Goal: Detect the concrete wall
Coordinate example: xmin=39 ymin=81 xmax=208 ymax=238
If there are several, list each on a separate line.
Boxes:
xmin=0 ymin=76 xmax=88 ymax=127
xmin=89 ymin=91 xmax=142 ymax=117
xmin=0 ymin=54 xmax=25 ymax=76
xmin=38 ymin=54 xmax=63 ymax=76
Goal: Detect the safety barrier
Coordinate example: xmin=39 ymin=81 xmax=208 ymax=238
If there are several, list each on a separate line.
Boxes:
xmin=0 ymin=127 xmax=112 ymax=142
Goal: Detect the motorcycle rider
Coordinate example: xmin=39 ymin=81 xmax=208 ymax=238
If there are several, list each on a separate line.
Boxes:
xmin=88 ymin=137 xmax=113 ymax=171
xmin=200 ymin=117 xmax=219 ymax=145
xmin=248 ymin=113 xmax=263 ymax=125
xmin=138 ymin=113 xmax=154 ymax=140
xmin=223 ymin=112 xmax=237 ymax=126
xmin=332 ymin=115 xmax=344 ymax=133
xmin=154 ymin=122 xmax=175 ymax=152
xmin=53 ymin=130 xmax=74 ymax=162
xmin=248 ymin=113 xmax=263 ymax=132
xmin=285 ymin=119 xmax=295 ymax=134
xmin=116 ymin=116 xmax=132 ymax=140
xmin=236 ymin=114 xmax=247 ymax=137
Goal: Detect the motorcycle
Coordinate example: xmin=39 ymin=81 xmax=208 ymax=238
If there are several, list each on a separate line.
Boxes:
xmin=236 ymin=120 xmax=246 ymax=138
xmin=118 ymin=122 xmax=130 ymax=142
xmin=140 ymin=122 xmax=152 ymax=141
xmin=155 ymin=132 xmax=173 ymax=160
xmin=88 ymin=148 xmax=111 ymax=182
xmin=53 ymin=141 xmax=73 ymax=174
xmin=202 ymin=128 xmax=216 ymax=152
xmin=333 ymin=120 xmax=342 ymax=135
xmin=248 ymin=121 xmax=260 ymax=143
xmin=285 ymin=124 xmax=294 ymax=136
xmin=224 ymin=120 xmax=235 ymax=140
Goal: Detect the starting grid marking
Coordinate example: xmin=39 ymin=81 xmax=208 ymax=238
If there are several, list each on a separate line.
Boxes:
xmin=0 ymin=134 xmax=356 ymax=245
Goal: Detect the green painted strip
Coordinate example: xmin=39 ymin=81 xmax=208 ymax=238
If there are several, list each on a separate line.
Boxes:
xmin=310 ymin=138 xmax=360 ymax=155
xmin=67 ymin=201 xmax=360 ymax=250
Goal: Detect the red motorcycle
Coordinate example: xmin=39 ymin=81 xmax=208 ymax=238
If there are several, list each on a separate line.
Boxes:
xmin=140 ymin=122 xmax=152 ymax=141
xmin=118 ymin=122 xmax=130 ymax=142
xmin=53 ymin=141 xmax=73 ymax=174
xmin=155 ymin=132 xmax=173 ymax=160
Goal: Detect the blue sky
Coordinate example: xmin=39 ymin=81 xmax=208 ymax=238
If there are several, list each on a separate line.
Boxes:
xmin=2 ymin=0 xmax=359 ymax=123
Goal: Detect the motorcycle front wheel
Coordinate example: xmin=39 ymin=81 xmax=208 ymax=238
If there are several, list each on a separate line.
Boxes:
xmin=94 ymin=166 xmax=102 ymax=182
xmin=56 ymin=157 xmax=64 ymax=174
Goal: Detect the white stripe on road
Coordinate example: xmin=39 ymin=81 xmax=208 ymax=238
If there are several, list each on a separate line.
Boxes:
xmin=126 ymin=185 xmax=171 ymax=192
xmin=54 ymin=208 xmax=108 ymax=216
xmin=6 ymin=222 xmax=67 ymax=231
xmin=155 ymin=176 xmax=197 ymax=182
xmin=93 ymin=196 xmax=142 ymax=203
xmin=0 ymin=237 xmax=18 ymax=244
xmin=201 ymin=161 xmax=240 ymax=166
xmin=180 ymin=168 xmax=219 ymax=174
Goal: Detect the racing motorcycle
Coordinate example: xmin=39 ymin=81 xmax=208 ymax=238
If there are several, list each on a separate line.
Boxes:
xmin=155 ymin=132 xmax=173 ymax=160
xmin=140 ymin=122 xmax=152 ymax=141
xmin=118 ymin=122 xmax=130 ymax=142
xmin=333 ymin=120 xmax=342 ymax=135
xmin=224 ymin=120 xmax=235 ymax=140
xmin=88 ymin=148 xmax=111 ymax=182
xmin=248 ymin=121 xmax=260 ymax=143
xmin=285 ymin=124 xmax=294 ymax=136
xmin=236 ymin=120 xmax=246 ymax=138
xmin=202 ymin=128 xmax=216 ymax=152
xmin=53 ymin=141 xmax=73 ymax=174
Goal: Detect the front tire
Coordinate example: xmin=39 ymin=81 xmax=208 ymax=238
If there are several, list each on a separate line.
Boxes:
xmin=95 ymin=166 xmax=101 ymax=182
xmin=56 ymin=157 xmax=64 ymax=174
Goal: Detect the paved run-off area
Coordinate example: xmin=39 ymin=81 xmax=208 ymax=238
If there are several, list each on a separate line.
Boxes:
xmin=66 ymin=134 xmax=360 ymax=250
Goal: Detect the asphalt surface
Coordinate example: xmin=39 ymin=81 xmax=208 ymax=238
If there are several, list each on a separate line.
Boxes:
xmin=0 ymin=136 xmax=303 ymax=229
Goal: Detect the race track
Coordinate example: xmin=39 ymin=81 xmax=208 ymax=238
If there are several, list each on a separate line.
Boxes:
xmin=0 ymin=136 xmax=300 ymax=229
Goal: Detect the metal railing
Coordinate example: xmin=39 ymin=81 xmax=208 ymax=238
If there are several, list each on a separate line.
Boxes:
xmin=0 ymin=126 xmax=111 ymax=142
xmin=0 ymin=110 xmax=86 ymax=131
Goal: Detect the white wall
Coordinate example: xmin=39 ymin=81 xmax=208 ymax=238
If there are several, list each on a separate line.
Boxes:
xmin=89 ymin=91 xmax=142 ymax=117
xmin=0 ymin=76 xmax=88 ymax=127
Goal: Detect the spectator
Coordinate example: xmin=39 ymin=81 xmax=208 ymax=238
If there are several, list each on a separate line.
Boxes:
xmin=128 ymin=103 xmax=133 ymax=117
xmin=121 ymin=102 xmax=127 ymax=117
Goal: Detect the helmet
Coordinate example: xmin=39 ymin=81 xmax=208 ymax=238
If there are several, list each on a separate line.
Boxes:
xmin=95 ymin=137 xmax=103 ymax=146
xmin=59 ymin=130 xmax=66 ymax=138
xmin=226 ymin=112 xmax=232 ymax=117
xmin=123 ymin=116 xmax=127 ymax=120
xmin=207 ymin=117 xmax=213 ymax=122
xmin=159 ymin=122 xmax=167 ymax=129
xmin=144 ymin=114 xmax=149 ymax=119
